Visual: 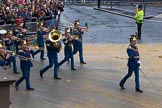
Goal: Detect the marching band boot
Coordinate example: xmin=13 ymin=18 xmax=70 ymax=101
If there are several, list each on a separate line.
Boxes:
xmin=136 ymin=88 xmax=143 ymax=93
xmin=32 ymin=53 xmax=35 ymax=59
xmin=54 ymin=77 xmax=62 ymax=80
xmin=67 ymin=59 xmax=70 ymax=64
xmin=15 ymin=84 xmax=19 ymax=91
xmin=14 ymin=72 xmax=20 ymax=74
xmin=41 ymin=58 xmax=46 ymax=60
xmin=3 ymin=66 xmax=7 ymax=70
xmin=26 ymin=88 xmax=35 ymax=90
xmin=80 ymin=62 xmax=87 ymax=64
xmin=40 ymin=72 xmax=43 ymax=79
xmin=119 ymin=83 xmax=125 ymax=89
xmin=71 ymin=68 xmax=76 ymax=71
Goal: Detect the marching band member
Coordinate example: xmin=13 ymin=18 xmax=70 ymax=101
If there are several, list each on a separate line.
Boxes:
xmin=119 ymin=36 xmax=143 ymax=93
xmin=58 ymin=27 xmax=76 ymax=70
xmin=32 ymin=21 xmax=47 ymax=60
xmin=14 ymin=19 xmax=27 ymax=54
xmin=0 ymin=50 xmax=6 ymax=68
xmin=3 ymin=30 xmax=19 ymax=74
xmin=72 ymin=20 xmax=87 ymax=64
xmin=39 ymin=39 xmax=62 ymax=80
xmin=15 ymin=43 xmax=34 ymax=91
xmin=0 ymin=40 xmax=10 ymax=69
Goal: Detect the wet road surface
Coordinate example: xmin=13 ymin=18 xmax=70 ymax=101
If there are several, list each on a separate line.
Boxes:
xmin=5 ymin=4 xmax=162 ymax=108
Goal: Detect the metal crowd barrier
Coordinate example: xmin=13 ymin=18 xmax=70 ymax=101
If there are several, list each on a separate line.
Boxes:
xmin=1 ymin=16 xmax=55 ymax=32
xmin=0 ymin=16 xmax=57 ymax=46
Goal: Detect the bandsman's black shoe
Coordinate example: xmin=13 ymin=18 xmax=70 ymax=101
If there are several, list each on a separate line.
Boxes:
xmin=119 ymin=83 xmax=125 ymax=89
xmin=41 ymin=58 xmax=46 ymax=60
xmin=3 ymin=66 xmax=7 ymax=70
xmin=67 ymin=60 xmax=70 ymax=64
xmin=136 ymin=88 xmax=143 ymax=93
xmin=32 ymin=54 xmax=35 ymax=59
xmin=54 ymin=77 xmax=62 ymax=80
xmin=40 ymin=72 xmax=43 ymax=79
xmin=14 ymin=72 xmax=20 ymax=74
xmin=71 ymin=68 xmax=76 ymax=71
xmin=27 ymin=88 xmax=35 ymax=90
xmin=15 ymin=84 xmax=18 ymax=91
xmin=80 ymin=62 xmax=87 ymax=64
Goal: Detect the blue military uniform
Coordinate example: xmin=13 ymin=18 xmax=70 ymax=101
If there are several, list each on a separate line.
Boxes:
xmin=39 ymin=40 xmax=61 ymax=79
xmin=32 ymin=28 xmax=46 ymax=59
xmin=4 ymin=37 xmax=19 ymax=74
xmin=13 ymin=27 xmax=27 ymax=54
xmin=13 ymin=28 xmax=22 ymax=54
xmin=72 ymin=28 xmax=86 ymax=64
xmin=58 ymin=36 xmax=75 ymax=70
xmin=15 ymin=49 xmax=34 ymax=90
xmin=0 ymin=60 xmax=5 ymax=67
xmin=119 ymin=37 xmax=143 ymax=93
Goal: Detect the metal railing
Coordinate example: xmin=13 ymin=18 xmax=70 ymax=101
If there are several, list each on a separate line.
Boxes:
xmin=64 ymin=0 xmax=162 ymax=4
xmin=1 ymin=16 xmax=56 ymax=32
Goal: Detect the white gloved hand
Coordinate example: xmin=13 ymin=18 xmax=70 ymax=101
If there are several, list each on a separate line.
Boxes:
xmin=137 ymin=60 xmax=141 ymax=64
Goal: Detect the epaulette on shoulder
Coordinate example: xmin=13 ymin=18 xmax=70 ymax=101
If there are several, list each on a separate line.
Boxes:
xmin=128 ymin=45 xmax=132 ymax=49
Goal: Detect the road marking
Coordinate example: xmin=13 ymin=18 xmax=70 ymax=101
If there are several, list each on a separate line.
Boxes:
xmin=88 ymin=28 xmax=126 ymax=31
xmin=155 ymin=14 xmax=162 ymax=18
xmin=146 ymin=19 xmax=162 ymax=23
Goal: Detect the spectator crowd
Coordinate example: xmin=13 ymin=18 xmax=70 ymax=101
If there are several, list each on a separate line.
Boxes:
xmin=0 ymin=0 xmax=64 ymax=25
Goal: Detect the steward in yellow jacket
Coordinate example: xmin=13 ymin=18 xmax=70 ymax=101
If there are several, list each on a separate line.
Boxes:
xmin=134 ymin=5 xmax=144 ymax=39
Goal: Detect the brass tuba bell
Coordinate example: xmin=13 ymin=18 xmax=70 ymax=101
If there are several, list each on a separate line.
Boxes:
xmin=48 ymin=30 xmax=62 ymax=52
xmin=48 ymin=30 xmax=62 ymax=42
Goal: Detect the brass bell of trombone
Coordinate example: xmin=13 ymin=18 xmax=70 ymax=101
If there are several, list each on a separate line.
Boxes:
xmin=48 ymin=30 xmax=62 ymax=42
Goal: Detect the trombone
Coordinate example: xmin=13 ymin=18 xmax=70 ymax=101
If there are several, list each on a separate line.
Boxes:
xmin=2 ymin=49 xmax=31 ymax=61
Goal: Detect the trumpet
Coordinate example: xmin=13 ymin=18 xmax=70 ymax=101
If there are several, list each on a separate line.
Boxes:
xmin=73 ymin=21 xmax=88 ymax=32
xmin=14 ymin=37 xmax=28 ymax=46
xmin=77 ymin=26 xmax=88 ymax=32
xmin=73 ymin=34 xmax=81 ymax=40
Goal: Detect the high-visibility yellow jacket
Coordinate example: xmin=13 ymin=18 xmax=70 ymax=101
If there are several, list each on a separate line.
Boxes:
xmin=134 ymin=10 xmax=144 ymax=24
